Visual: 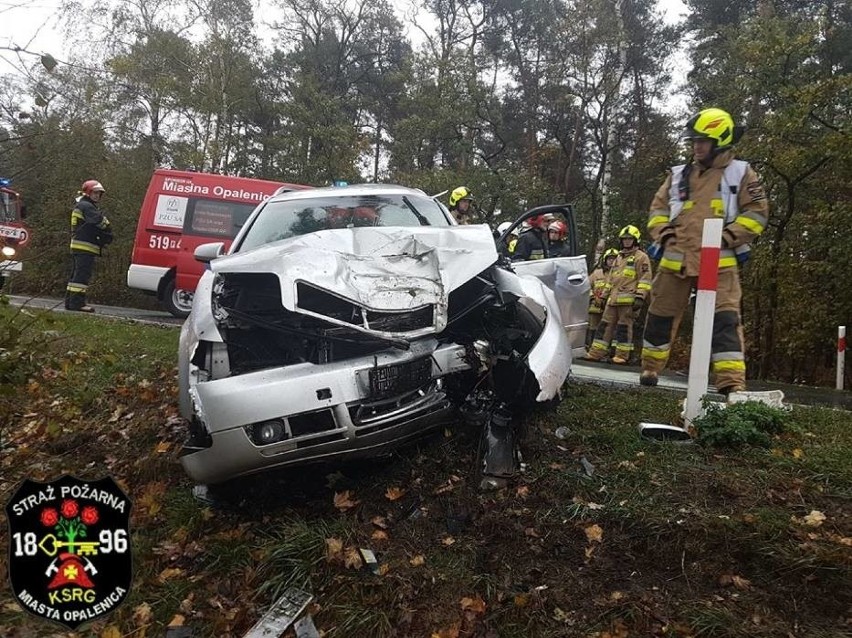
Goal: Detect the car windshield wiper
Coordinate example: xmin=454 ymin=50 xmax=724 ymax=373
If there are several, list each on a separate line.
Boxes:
xmin=402 ymin=196 xmax=431 ymax=226
xmin=223 ymin=305 xmax=411 ymax=350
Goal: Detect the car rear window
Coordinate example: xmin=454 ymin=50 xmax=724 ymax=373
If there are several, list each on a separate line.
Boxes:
xmin=237 ymin=194 xmax=450 ymax=252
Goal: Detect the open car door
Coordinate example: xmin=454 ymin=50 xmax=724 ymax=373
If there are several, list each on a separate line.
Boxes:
xmin=500 ymin=205 xmax=590 ymax=358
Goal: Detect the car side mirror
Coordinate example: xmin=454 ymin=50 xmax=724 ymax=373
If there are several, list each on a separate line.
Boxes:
xmin=194 ymin=242 xmax=225 ymax=263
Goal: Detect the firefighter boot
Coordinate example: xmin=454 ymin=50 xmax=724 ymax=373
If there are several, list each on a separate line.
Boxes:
xmin=67 ymin=292 xmax=95 ymax=313
xmin=639 ymin=371 xmax=658 ymax=387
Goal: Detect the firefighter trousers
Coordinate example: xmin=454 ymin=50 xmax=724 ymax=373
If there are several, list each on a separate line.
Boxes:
xmin=587 ymin=304 xmax=635 ymax=360
xmin=640 ymin=269 xmax=746 ymax=391
xmin=587 ymin=311 xmax=603 ymax=347
xmin=66 ymin=252 xmax=95 ymax=309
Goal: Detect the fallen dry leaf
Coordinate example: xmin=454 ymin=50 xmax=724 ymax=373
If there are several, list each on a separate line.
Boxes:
xmin=587 ymin=502 xmax=604 ymax=510
xmin=732 ymin=575 xmax=752 ymax=590
xmin=433 ymin=482 xmax=455 ymax=495
xmin=155 ymin=441 xmax=172 ymax=454
xmin=441 ymin=536 xmax=456 ymax=546
xmin=431 ymin=625 xmax=461 ymax=638
xmin=325 ymin=537 xmax=344 ymax=562
xmin=333 ymin=490 xmax=360 ymax=511
xmin=409 ymin=554 xmax=426 ymax=567
xmin=803 ymin=510 xmax=827 ymax=527
xmin=371 ymin=516 xmax=389 ymax=529
xmin=460 ymin=596 xmax=487 ymax=614
xmin=132 ymin=602 xmax=153 ymax=626
xmin=516 ymin=485 xmax=530 ymax=498
xmin=158 ymin=567 xmax=184 ymax=582
xmin=792 ymin=448 xmax=804 ymax=459
xmin=525 ymin=527 xmax=541 ymax=538
xmin=167 ymin=614 xmax=186 ymax=627
xmin=829 ymin=534 xmax=852 ymax=546
xmin=385 ymin=486 xmax=406 ymax=501
xmin=101 ymin=626 xmax=122 ymax=638
xmin=343 ymin=546 xmax=363 ymax=569
xmin=371 ymin=529 xmax=389 ymax=541
xmin=585 ymin=524 xmax=604 ymax=543
xmin=514 ymin=593 xmax=530 ymax=607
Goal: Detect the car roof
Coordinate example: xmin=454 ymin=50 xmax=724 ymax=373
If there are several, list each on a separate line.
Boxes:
xmin=267 ymin=183 xmax=431 ymax=204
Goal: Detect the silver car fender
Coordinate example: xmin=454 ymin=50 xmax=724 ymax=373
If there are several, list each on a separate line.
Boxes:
xmin=491 ymin=268 xmax=572 ymax=401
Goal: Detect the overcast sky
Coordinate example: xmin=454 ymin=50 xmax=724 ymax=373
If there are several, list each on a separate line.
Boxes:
xmin=1 ymin=0 xmax=688 ymax=74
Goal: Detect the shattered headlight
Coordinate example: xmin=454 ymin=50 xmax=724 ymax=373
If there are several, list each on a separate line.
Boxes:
xmin=211 ymin=273 xmax=229 ymax=322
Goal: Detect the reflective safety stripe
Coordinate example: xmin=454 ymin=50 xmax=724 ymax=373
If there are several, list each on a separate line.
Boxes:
xmin=622 ymin=267 xmax=636 ymax=278
xmin=614 ymin=343 xmax=633 ymax=353
xmin=711 ymin=198 xmax=725 ymax=217
xmin=70 ymin=240 xmax=100 ymax=253
xmin=614 ymin=294 xmax=635 ymax=304
xmin=589 ymin=306 xmax=603 ymax=314
xmin=648 ymin=214 xmax=669 ymax=229
xmin=66 ymin=284 xmax=88 ymax=292
xmin=637 ymin=282 xmax=651 ymax=291
xmin=589 ymin=340 xmax=610 ymax=354
xmin=712 ymin=360 xmax=746 ymax=372
xmin=682 ymin=201 xmax=694 ymax=210
xmin=718 ymin=249 xmax=738 ymax=268
xmin=660 ymin=250 xmax=683 ymax=272
xmin=711 ymin=351 xmax=744 ymax=362
xmin=71 ymin=210 xmax=85 ymax=224
xmin=642 ymin=344 xmax=670 ymax=361
xmin=735 ymin=211 xmax=766 ymax=234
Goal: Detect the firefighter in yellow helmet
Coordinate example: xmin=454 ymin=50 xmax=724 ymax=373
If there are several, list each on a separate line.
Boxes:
xmin=448 ymin=186 xmax=476 ymax=224
xmin=640 ymin=107 xmax=769 ymax=395
xmin=584 ymin=225 xmax=652 ymax=364
xmin=587 ymin=248 xmax=619 ymax=346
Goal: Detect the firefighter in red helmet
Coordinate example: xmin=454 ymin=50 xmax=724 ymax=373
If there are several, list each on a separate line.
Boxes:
xmin=66 ymin=180 xmax=112 ymax=312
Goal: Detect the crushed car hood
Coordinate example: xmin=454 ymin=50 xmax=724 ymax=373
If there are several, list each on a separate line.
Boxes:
xmin=211 ymin=225 xmax=499 ymax=332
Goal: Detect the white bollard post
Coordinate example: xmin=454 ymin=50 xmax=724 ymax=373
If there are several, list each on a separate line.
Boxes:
xmin=684 ymin=218 xmax=724 ymax=426
xmin=838 ymin=326 xmax=846 ymax=391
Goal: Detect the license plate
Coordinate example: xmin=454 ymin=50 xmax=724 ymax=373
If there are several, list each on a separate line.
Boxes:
xmin=369 ymin=357 xmax=433 ymax=399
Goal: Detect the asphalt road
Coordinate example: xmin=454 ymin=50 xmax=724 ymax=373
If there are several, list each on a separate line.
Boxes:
xmin=7 ymin=294 xmax=851 ymax=410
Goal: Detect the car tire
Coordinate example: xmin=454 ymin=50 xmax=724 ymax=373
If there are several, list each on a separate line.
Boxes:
xmin=163 ymin=278 xmax=193 ymax=318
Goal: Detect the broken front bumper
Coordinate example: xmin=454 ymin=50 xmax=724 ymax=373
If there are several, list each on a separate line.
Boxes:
xmin=180 ymin=339 xmax=473 ymax=484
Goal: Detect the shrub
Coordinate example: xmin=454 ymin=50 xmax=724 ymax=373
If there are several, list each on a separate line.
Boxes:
xmin=694 ymin=399 xmax=792 ymax=448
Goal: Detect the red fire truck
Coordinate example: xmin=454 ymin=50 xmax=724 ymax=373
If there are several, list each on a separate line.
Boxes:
xmin=0 ymin=179 xmax=30 ymax=290
xmin=128 ymin=169 xmax=310 ymax=317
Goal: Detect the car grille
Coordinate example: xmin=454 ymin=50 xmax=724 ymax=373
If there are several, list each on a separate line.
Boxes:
xmin=297 ymin=282 xmax=434 ymax=332
xmin=349 ymin=382 xmax=452 ymax=436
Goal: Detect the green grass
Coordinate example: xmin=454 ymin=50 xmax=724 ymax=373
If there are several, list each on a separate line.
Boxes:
xmin=1 ymin=311 xmax=850 ymax=637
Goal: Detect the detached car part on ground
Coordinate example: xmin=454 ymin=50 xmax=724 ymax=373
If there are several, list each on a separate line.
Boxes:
xmin=178 ymin=185 xmax=589 ymax=485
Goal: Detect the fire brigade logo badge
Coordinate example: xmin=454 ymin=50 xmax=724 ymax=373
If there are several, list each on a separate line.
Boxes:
xmin=4 ymin=475 xmax=132 ymax=630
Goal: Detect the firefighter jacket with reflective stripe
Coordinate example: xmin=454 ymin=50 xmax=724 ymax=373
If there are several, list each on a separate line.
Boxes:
xmin=512 ymin=228 xmax=549 ymax=261
xmin=588 ymin=267 xmax=611 ymax=314
xmin=646 ymin=149 xmax=769 ymax=276
xmin=606 ymin=247 xmax=652 ymax=306
xmin=70 ymin=197 xmax=110 ymax=255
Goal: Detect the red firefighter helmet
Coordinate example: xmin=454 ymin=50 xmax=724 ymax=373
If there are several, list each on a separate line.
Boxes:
xmin=81 ymin=180 xmax=105 ymax=195
xmin=548 ymin=220 xmax=568 ymax=239
xmin=528 ymin=214 xmax=548 ymax=229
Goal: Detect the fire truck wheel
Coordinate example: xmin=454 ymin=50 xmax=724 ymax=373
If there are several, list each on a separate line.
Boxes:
xmin=163 ymin=278 xmax=194 ymax=318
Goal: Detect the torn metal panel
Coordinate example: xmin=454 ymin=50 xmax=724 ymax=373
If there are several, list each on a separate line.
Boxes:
xmin=243 ymin=587 xmax=313 ymax=638
xmin=210 ymin=225 xmax=499 ymax=336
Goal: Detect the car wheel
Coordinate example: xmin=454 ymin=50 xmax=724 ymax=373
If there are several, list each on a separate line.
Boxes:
xmin=163 ymin=278 xmax=193 ymax=318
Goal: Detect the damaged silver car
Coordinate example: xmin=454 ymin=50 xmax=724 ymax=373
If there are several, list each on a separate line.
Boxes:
xmin=178 ymin=185 xmax=589 ymax=485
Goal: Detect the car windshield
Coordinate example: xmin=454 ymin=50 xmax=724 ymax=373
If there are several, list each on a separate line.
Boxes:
xmin=237 ymin=193 xmax=450 ymax=252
